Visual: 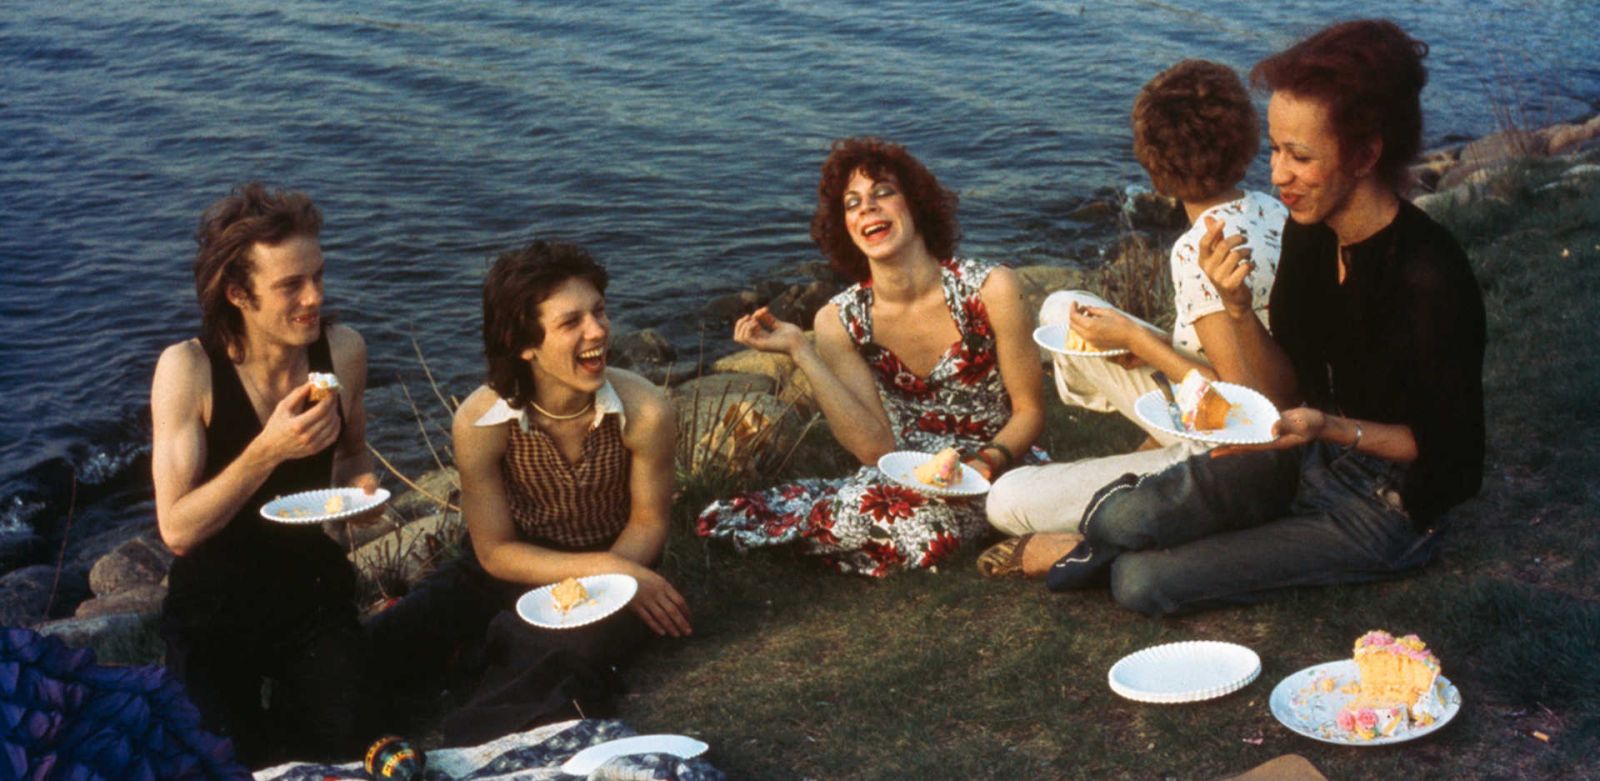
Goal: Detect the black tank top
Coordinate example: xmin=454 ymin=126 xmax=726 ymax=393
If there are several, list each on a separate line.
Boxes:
xmin=163 ymin=332 xmax=357 ymax=631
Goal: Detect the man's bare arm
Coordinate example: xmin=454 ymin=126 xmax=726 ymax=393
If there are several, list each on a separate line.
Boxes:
xmin=151 ymin=342 xmax=337 ymax=555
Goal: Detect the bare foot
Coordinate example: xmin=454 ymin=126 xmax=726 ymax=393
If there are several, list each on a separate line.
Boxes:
xmin=1021 ymin=532 xmax=1085 ymax=578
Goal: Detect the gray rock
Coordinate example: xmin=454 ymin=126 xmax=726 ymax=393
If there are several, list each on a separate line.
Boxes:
xmin=36 ymin=612 xmax=147 ymax=650
xmin=609 ymin=329 xmax=676 ymax=368
xmin=701 ymin=291 xmax=760 ymax=325
xmin=74 ymin=583 xmax=166 ymax=619
xmin=88 ymin=531 xmax=172 ymax=598
xmin=1460 ymin=128 xmax=1546 ymax=168
xmin=712 ymin=340 xmax=816 ymax=409
xmin=672 ymin=373 xmax=778 ymax=404
xmin=1126 ymin=191 xmax=1186 ymax=230
xmin=1067 ymin=198 xmax=1118 ymax=224
xmin=0 ymin=564 xmax=90 ymax=626
xmin=390 ymin=467 xmax=460 ymax=519
xmin=676 ymin=391 xmax=799 ymax=479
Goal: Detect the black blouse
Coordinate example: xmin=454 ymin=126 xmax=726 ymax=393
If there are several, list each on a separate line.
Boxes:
xmin=1269 ymin=200 xmax=1486 ymax=526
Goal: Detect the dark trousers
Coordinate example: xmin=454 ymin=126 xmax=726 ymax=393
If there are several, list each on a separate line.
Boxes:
xmin=365 ymin=553 xmax=652 ymax=747
xmin=162 ymin=600 xmax=370 ymax=768
xmin=1082 ymin=442 xmax=1438 ymax=616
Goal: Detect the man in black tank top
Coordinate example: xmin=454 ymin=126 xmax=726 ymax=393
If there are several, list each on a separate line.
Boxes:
xmin=150 ymin=183 xmax=381 ymax=767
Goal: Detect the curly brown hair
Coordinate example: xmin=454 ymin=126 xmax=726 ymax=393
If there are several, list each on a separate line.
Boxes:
xmin=482 ymin=240 xmax=609 ymax=411
xmin=192 ymin=182 xmax=323 ymax=358
xmin=1251 ymin=19 xmax=1429 ymax=193
xmin=810 ymin=137 xmax=960 ymax=283
xmin=1132 ymin=60 xmax=1259 ymax=203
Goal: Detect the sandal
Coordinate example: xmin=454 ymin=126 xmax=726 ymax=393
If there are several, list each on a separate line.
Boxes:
xmin=977 ymin=533 xmax=1033 ymax=579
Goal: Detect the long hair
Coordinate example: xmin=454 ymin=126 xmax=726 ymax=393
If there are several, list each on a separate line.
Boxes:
xmin=482 ymin=240 xmax=609 ymax=411
xmin=1252 ymin=19 xmax=1429 ymax=192
xmin=810 ymin=137 xmax=960 ymax=283
xmin=192 ymin=183 xmax=322 ymax=357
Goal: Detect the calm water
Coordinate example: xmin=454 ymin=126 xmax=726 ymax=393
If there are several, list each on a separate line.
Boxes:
xmin=2 ymin=0 xmax=1596 ymax=564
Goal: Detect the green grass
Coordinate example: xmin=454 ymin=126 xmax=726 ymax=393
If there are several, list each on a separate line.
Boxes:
xmin=620 ymin=159 xmax=1600 ymax=780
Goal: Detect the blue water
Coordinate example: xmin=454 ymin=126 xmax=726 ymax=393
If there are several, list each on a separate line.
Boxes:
xmin=3 ymin=0 xmax=1597 ymax=563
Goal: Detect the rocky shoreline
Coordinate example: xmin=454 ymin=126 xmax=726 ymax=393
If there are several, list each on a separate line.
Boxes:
xmin=11 ymin=114 xmax=1598 ymax=655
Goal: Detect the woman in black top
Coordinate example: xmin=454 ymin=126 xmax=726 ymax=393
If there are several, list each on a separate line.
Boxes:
xmin=1042 ymin=19 xmax=1485 ymax=614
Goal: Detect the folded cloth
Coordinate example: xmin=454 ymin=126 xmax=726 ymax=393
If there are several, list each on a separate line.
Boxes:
xmin=254 ymin=719 xmax=726 ymax=781
xmin=0 ymin=625 xmax=249 ymax=780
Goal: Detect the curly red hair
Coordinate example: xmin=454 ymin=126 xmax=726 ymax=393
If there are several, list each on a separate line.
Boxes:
xmin=810 ymin=137 xmax=960 ymax=283
xmin=1132 ymin=60 xmax=1259 ymax=202
xmin=1251 ymin=19 xmax=1429 ymax=193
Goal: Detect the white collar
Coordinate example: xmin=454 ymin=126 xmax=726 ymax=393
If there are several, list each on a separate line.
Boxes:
xmin=474 ymin=379 xmax=625 ymax=432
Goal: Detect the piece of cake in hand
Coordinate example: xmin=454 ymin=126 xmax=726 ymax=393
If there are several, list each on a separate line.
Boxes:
xmin=307 ymin=372 xmax=341 ymax=403
xmin=913 ymin=447 xmax=962 ymax=488
xmin=1336 ymin=630 xmax=1443 ymax=740
xmin=1065 ymin=326 xmax=1102 ymax=352
xmin=1175 ymin=368 xmax=1234 ymax=431
xmin=550 ymin=577 xmax=591 ymax=615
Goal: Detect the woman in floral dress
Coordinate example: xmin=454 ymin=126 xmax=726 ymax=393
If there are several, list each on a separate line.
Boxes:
xmin=696 ymin=137 xmax=1044 ymax=576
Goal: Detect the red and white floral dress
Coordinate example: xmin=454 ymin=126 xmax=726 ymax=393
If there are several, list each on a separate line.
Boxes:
xmin=697 ymin=258 xmax=1034 ymax=576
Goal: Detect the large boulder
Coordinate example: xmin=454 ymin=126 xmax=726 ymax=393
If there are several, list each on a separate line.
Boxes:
xmin=701 ymin=291 xmax=761 ymax=326
xmin=0 ymin=564 xmax=90 ymax=626
xmin=88 ymin=531 xmax=172 ymax=598
xmin=74 ymin=584 xmax=166 ymax=619
xmin=35 ymin=612 xmax=148 ymax=650
xmin=609 ymin=329 xmax=676 ymax=370
xmin=672 ymin=373 xmax=777 ymax=404
xmin=712 ymin=337 xmax=817 ymax=409
xmin=1125 ymin=190 xmax=1186 ymax=231
xmin=1546 ymin=116 xmax=1600 ymax=155
xmin=676 ymin=391 xmax=801 ymax=480
xmin=389 ymin=466 xmax=460 ymax=519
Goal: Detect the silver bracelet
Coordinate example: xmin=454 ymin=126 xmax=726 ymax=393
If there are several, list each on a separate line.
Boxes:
xmin=1345 ymin=420 xmax=1364 ymax=454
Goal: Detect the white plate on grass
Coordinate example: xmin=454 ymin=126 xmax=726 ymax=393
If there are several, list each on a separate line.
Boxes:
xmin=1270 ymin=660 xmax=1461 ymax=746
xmin=1032 ymin=322 xmax=1130 ymax=358
xmin=259 ymin=487 xmax=390 ymax=524
xmin=560 ymin=734 xmax=709 ymax=775
xmin=516 ymin=573 xmax=638 ymax=630
xmin=1108 ymin=641 xmax=1261 ymax=704
xmin=877 ymin=451 xmax=991 ymax=498
xmin=1133 ymin=381 xmax=1281 ymax=446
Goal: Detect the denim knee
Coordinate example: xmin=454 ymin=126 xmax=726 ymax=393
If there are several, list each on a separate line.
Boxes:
xmin=1085 ymin=480 xmax=1167 ymax=550
xmin=1109 ymin=553 xmax=1178 ymax=616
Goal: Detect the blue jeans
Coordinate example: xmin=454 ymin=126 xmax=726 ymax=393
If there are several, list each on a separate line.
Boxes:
xmin=1083 ymin=441 xmax=1437 ymax=616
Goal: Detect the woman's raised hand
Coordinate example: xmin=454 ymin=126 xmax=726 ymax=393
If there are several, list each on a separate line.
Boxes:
xmin=1198 ymin=216 xmax=1256 ymax=318
xmin=734 ymin=306 xmax=806 ymax=355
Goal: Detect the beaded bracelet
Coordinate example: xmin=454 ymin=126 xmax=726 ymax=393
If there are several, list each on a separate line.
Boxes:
xmin=979 ymin=441 xmax=1015 ymax=471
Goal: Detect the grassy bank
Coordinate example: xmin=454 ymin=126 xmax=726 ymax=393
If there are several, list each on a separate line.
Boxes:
xmin=624 ymin=158 xmax=1600 ymax=780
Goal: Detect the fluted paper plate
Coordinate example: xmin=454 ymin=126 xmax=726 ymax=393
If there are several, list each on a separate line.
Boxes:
xmin=516 ymin=573 xmax=638 ymax=630
xmin=561 ymin=734 xmax=709 ymax=775
xmin=1108 ymin=641 xmax=1261 ymax=704
xmin=260 ymin=487 xmax=390 ymax=524
xmin=1270 ymin=660 xmax=1462 ymax=745
xmin=1133 ymin=382 xmax=1281 ymax=446
xmin=877 ymin=451 xmax=990 ymax=498
xmin=1032 ymin=322 xmax=1130 ymax=358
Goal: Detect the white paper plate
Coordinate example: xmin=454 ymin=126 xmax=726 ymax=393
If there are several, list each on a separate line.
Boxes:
xmin=1133 ymin=381 xmax=1281 ymax=446
xmin=876 ymin=451 xmax=991 ymax=498
xmin=1107 ymin=640 xmax=1261 ymax=704
xmin=1270 ymin=660 xmax=1461 ymax=746
xmin=560 ymin=734 xmax=709 ymax=775
xmin=259 ymin=487 xmax=391 ymax=524
xmin=1033 ymin=322 xmax=1130 ymax=358
xmin=516 ymin=573 xmax=638 ymax=630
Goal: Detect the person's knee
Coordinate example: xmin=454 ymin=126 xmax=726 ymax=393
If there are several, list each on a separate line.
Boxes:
xmin=1109 ymin=555 xmax=1179 ymax=616
xmin=984 ymin=470 xmax=1035 ymax=535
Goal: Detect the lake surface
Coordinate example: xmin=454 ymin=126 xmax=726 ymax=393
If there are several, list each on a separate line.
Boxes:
xmin=3 ymin=0 xmax=1596 ymax=568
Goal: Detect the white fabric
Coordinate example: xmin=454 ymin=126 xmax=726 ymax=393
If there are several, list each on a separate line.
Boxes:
xmin=985 ymin=443 xmax=1197 ymax=536
xmin=474 ymin=379 xmax=625 ymax=432
xmin=1169 ymin=189 xmax=1286 ymax=357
